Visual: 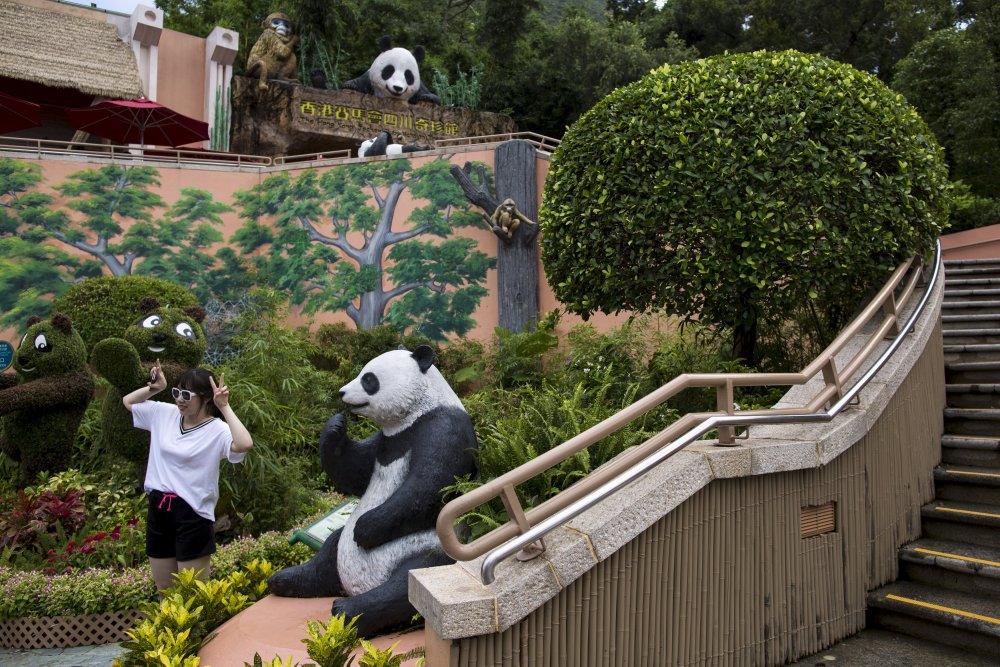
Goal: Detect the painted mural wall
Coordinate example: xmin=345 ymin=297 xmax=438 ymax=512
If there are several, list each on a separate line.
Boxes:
xmin=0 ymin=151 xmax=630 ymax=348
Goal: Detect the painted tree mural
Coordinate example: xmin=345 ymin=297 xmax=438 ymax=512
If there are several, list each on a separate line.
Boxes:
xmin=1 ymin=161 xmax=240 ymax=305
xmin=232 ymin=158 xmax=494 ymax=339
xmin=0 ymin=159 xmax=89 ymax=327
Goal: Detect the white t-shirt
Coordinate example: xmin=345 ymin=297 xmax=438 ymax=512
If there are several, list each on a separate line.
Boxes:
xmin=132 ymin=400 xmax=246 ymax=521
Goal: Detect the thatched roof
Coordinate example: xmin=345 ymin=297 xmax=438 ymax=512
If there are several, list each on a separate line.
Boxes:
xmin=0 ymin=0 xmax=144 ymax=100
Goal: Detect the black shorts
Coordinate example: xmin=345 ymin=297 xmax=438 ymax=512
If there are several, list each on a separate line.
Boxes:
xmin=146 ymin=489 xmax=216 ymax=561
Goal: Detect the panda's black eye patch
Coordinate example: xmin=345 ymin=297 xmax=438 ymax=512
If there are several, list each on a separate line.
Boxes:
xmin=404 ymin=70 xmax=414 ymax=86
xmin=361 ymin=372 xmax=380 ymax=396
xmin=381 ymin=65 xmax=395 ymax=81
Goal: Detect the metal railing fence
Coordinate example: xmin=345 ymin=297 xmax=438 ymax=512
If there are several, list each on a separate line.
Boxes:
xmin=436 ymin=242 xmax=942 ymax=584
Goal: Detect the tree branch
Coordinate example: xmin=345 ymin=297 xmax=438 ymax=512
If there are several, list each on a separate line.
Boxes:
xmin=450 ymin=162 xmax=499 ymax=214
xmin=299 ymin=214 xmax=364 ymax=263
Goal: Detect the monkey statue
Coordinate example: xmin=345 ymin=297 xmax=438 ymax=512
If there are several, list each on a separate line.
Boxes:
xmin=246 ymin=12 xmax=299 ymax=90
xmin=487 ymin=198 xmax=536 ymax=241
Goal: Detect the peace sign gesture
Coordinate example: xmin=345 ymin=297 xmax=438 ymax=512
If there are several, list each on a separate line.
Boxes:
xmin=210 ymin=372 xmax=230 ymax=410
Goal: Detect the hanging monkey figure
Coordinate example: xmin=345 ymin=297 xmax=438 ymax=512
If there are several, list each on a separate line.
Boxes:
xmin=246 ymin=12 xmax=299 ymax=90
xmin=488 ymin=198 xmax=536 ymax=240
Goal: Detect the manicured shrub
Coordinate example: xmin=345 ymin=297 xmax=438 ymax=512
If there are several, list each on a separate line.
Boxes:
xmin=51 ymin=275 xmax=199 ymax=351
xmin=541 ymin=49 xmax=951 ymax=366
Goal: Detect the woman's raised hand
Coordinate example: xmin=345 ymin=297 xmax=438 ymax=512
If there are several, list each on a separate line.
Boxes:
xmin=210 ymin=373 xmax=230 ymax=410
xmin=149 ymin=359 xmax=167 ymax=392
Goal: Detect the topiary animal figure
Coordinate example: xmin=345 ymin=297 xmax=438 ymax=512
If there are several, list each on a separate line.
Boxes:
xmin=52 ymin=275 xmax=200 ymax=352
xmin=0 ymin=313 xmax=94 ymax=485
xmin=91 ymin=297 xmax=207 ymax=467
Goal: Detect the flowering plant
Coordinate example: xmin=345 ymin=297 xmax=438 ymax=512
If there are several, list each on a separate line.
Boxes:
xmin=44 ymin=517 xmax=145 ymax=573
xmin=0 ymin=487 xmax=87 ymax=551
xmin=0 ymin=565 xmax=156 ymax=619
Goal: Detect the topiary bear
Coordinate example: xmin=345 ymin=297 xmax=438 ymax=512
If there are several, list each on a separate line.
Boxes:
xmin=0 ymin=313 xmax=95 ymax=485
xmin=91 ymin=297 xmax=207 ymax=468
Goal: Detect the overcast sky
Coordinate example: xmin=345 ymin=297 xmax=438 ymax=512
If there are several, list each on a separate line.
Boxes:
xmin=82 ymin=0 xmax=144 ymax=15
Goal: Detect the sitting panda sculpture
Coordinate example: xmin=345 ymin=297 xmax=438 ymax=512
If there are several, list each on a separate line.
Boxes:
xmin=268 ymin=345 xmax=477 ymax=637
xmin=341 ymin=35 xmax=441 ymax=105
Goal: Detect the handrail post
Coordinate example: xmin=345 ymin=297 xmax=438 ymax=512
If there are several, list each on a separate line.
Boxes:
xmin=881 ymin=293 xmax=900 ymax=337
xmin=500 ymin=484 xmax=545 ymax=561
xmin=821 ymin=359 xmax=842 ymax=409
xmin=716 ymin=379 xmax=736 ymax=445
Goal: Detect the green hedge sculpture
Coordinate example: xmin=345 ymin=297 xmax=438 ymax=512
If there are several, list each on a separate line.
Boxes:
xmin=91 ymin=297 xmax=207 ymax=467
xmin=0 ymin=314 xmax=95 ymax=485
xmin=540 ymin=49 xmax=950 ymax=365
xmin=52 ymin=276 xmax=200 ymax=352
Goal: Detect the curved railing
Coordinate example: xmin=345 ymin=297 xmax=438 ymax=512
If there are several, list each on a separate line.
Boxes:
xmin=437 ymin=242 xmax=942 ymax=584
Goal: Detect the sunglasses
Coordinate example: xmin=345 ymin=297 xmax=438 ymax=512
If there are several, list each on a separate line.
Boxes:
xmin=171 ymin=387 xmax=199 ymax=402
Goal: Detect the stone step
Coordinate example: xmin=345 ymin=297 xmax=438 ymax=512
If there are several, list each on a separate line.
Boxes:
xmin=942 ymin=435 xmax=1000 ymax=468
xmin=945 ymin=288 xmax=1000 ymax=302
xmin=867 ymin=581 xmax=1000 ymax=659
xmin=948 ymin=384 xmax=1000 ymax=409
xmin=943 ymin=313 xmax=1000 ymax=331
xmin=944 ymin=344 xmax=1000 ymax=363
xmin=935 ymin=465 xmax=1000 ymax=505
xmin=899 ymin=538 xmax=1000 ymax=598
xmin=943 ymin=329 xmax=1000 ymax=345
xmin=944 ymin=408 xmax=1000 ymax=437
xmin=921 ymin=500 xmax=1000 ymax=549
xmin=942 ymin=301 xmax=1000 ymax=317
xmin=946 ymin=361 xmax=1000 ymax=385
xmin=947 ymin=277 xmax=1000 ymax=289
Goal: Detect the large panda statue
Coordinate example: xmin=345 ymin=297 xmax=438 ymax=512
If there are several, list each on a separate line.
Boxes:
xmin=340 ymin=35 xmax=441 ymax=105
xmin=268 ymin=345 xmax=477 ymax=637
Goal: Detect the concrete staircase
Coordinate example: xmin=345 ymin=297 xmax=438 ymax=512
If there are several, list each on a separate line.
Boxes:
xmin=867 ymin=258 xmax=1000 ymax=659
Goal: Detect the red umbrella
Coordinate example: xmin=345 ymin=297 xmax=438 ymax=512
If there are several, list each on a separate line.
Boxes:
xmin=0 ymin=91 xmax=41 ymax=134
xmin=66 ymin=98 xmax=209 ymax=147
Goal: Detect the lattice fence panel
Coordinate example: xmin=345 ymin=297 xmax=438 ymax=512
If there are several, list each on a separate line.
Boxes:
xmin=0 ymin=609 xmax=143 ymax=649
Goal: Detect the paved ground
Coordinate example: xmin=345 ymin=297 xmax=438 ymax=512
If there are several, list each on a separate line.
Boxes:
xmin=1 ymin=628 xmax=995 ymax=666
xmin=0 ymin=642 xmax=123 ymax=667
xmin=786 ymin=628 xmax=995 ymax=667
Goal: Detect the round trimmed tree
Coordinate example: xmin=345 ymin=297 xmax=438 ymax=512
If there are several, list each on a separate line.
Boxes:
xmin=540 ymin=50 xmax=950 ymax=366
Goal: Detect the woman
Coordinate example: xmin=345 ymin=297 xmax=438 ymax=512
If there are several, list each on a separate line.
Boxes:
xmin=123 ymin=359 xmax=252 ymax=593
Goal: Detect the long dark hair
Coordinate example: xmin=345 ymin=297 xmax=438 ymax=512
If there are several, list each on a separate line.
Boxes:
xmin=176 ymin=368 xmax=222 ymax=418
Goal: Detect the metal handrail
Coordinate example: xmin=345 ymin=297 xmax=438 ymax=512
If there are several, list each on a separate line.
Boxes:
xmin=434 ymin=131 xmax=561 ymax=153
xmin=0 ymin=136 xmax=271 ymax=166
xmin=437 ymin=241 xmax=942 ymax=584
xmin=273 ymin=149 xmax=353 ymax=165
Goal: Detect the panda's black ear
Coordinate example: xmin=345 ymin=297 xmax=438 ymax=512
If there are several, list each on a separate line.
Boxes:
xmin=413 ymin=45 xmax=425 ymax=63
xmin=411 ymin=345 xmax=435 ymax=373
xmin=378 ymin=35 xmax=392 ymax=52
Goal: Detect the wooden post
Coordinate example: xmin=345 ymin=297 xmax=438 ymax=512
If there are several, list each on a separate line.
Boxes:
xmin=495 ymin=140 xmax=539 ymax=333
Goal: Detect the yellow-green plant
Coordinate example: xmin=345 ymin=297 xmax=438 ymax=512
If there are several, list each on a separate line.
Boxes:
xmin=302 ymin=614 xmax=360 ymax=667
xmin=358 ymin=640 xmax=415 ymax=667
xmin=244 ymin=654 xmax=300 ymax=667
xmin=115 ymin=595 xmax=205 ymax=667
xmin=114 ymin=560 xmax=275 ymax=667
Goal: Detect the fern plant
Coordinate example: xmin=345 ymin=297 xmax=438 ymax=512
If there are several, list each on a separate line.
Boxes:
xmin=447 ymin=380 xmax=676 ymax=540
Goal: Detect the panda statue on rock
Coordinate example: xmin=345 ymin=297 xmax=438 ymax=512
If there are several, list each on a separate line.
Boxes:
xmin=341 ymin=35 xmax=441 ymax=105
xmin=268 ymin=345 xmax=477 ymax=637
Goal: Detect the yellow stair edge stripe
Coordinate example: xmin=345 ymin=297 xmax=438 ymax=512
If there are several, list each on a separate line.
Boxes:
xmin=885 ymin=594 xmax=1000 ymax=626
xmin=941 ymin=469 xmax=1000 ymax=479
xmin=933 ymin=506 xmax=1000 ymax=519
xmin=913 ymin=547 xmax=1000 ymax=568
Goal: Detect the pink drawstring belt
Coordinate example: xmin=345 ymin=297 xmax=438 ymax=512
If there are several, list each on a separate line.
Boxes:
xmin=157 ymin=493 xmax=178 ymax=512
